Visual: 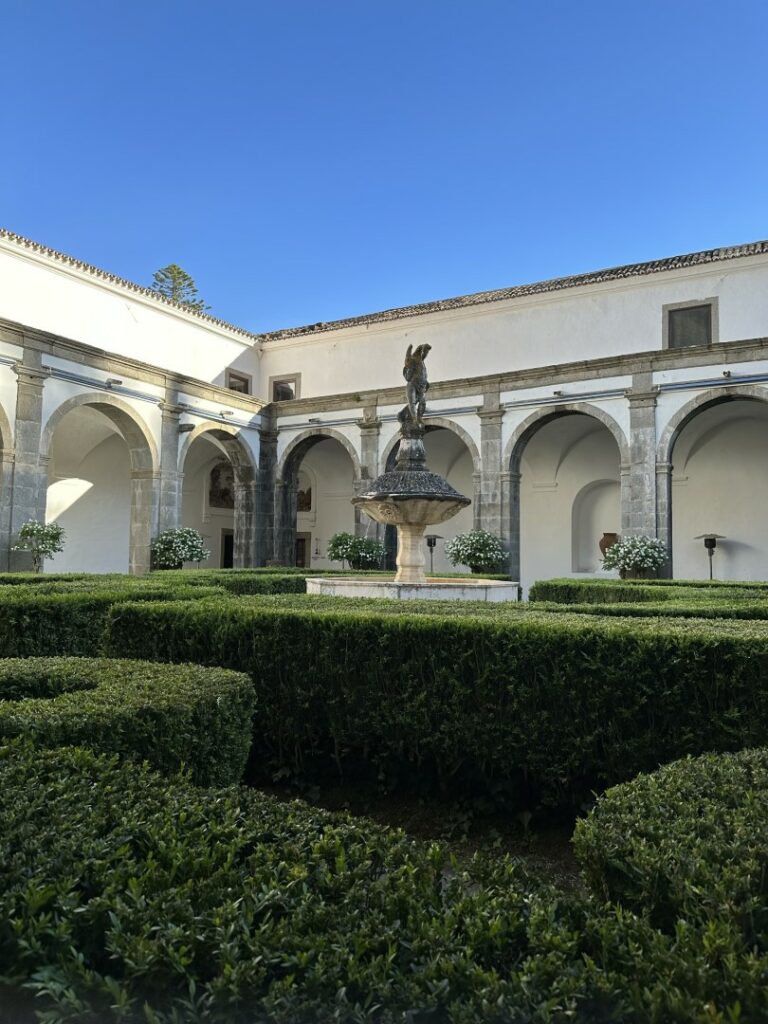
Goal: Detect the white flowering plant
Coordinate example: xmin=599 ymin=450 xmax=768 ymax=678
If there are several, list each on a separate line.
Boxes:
xmin=152 ymin=528 xmax=210 ymax=569
xmin=327 ymin=532 xmax=385 ymax=570
xmin=12 ymin=520 xmax=65 ymax=572
xmin=601 ymin=535 xmax=667 ymax=577
xmin=444 ymin=530 xmax=505 ymax=574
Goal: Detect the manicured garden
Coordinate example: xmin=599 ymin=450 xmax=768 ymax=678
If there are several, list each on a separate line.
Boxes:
xmin=1 ymin=569 xmax=768 ymax=1021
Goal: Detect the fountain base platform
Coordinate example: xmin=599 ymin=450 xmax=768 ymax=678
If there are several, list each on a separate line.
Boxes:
xmin=306 ymin=576 xmax=520 ymax=602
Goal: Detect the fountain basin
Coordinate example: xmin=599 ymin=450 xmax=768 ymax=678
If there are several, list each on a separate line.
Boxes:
xmin=306 ymin=575 xmax=521 ymax=602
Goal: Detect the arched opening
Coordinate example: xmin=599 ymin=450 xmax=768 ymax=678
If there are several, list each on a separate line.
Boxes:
xmin=381 ymin=426 xmax=475 ymax=573
xmin=179 ymin=427 xmax=257 ymax=568
xmin=512 ymin=412 xmax=622 ymax=591
xmin=668 ymin=396 xmax=768 ymax=580
xmin=276 ymin=432 xmax=360 ymax=568
xmin=42 ymin=398 xmax=157 ymax=574
xmin=571 ymin=479 xmax=621 ymax=572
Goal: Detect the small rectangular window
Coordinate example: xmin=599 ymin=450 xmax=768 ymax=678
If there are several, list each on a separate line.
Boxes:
xmin=226 ymin=370 xmax=251 ymax=395
xmin=272 ymin=378 xmax=298 ymax=402
xmin=668 ymin=304 xmax=712 ymax=348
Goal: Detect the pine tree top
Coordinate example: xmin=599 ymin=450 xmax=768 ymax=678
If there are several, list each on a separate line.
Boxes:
xmin=149 ymin=264 xmax=210 ymax=313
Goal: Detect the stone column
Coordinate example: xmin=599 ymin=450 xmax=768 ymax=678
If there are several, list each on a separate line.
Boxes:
xmin=129 ymin=469 xmax=158 ymax=574
xmin=356 ymin=409 xmax=381 ymax=540
xmin=623 ymin=374 xmax=660 ymax=538
xmin=257 ymin=425 xmax=278 ymax=565
xmin=9 ymin=355 xmax=49 ymax=571
xmin=157 ymin=398 xmax=184 ymax=533
xmin=477 ymin=401 xmax=504 ymax=537
xmin=234 ymin=470 xmax=258 ymax=567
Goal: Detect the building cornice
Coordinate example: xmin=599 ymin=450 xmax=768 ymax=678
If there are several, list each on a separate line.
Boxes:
xmin=0 ymin=317 xmax=265 ymax=414
xmin=268 ymin=336 xmax=768 ymax=416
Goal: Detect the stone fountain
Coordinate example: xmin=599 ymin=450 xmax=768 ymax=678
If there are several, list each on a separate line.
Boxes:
xmin=305 ymin=346 xmax=519 ymax=602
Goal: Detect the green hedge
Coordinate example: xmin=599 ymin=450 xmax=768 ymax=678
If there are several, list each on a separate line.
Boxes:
xmin=106 ymin=597 xmax=768 ymax=810
xmin=574 ymin=747 xmax=768 ymax=937
xmin=0 ymin=584 xmax=226 ymax=657
xmin=531 ymin=576 xmax=768 ymax=603
xmin=2 ymin=741 xmax=767 ymax=1023
xmin=0 ymin=657 xmax=254 ymax=785
xmin=541 ymin=598 xmax=768 ymax=619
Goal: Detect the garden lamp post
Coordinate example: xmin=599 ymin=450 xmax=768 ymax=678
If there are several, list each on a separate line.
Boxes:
xmin=425 ymin=534 xmax=442 ymax=575
xmin=694 ymin=534 xmax=726 ymax=580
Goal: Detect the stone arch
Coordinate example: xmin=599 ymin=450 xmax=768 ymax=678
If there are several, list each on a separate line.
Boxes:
xmin=656 ymin=385 xmax=768 ymax=465
xmin=40 ymin=392 xmax=159 ymax=574
xmin=655 ymin=386 xmax=768 ymax=579
xmin=503 ymin=403 xmax=628 ymax=585
xmin=274 ymin=428 xmax=362 ymax=566
xmin=178 ymin=422 xmax=258 ymax=568
xmin=380 ymin=416 xmax=481 ymax=475
xmin=504 ymin=402 xmax=630 ymax=472
xmin=178 ymin=422 xmax=257 ymax=478
xmin=41 ymin=392 xmax=158 ymax=472
xmin=277 ymin=427 xmax=362 ymax=482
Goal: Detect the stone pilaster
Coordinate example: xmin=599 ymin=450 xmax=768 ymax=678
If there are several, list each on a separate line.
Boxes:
xmin=0 ymin=450 xmax=15 ymax=570
xmin=129 ymin=469 xmax=159 ymax=574
xmin=256 ymin=424 xmax=279 ymax=565
xmin=356 ymin=408 xmax=381 ymax=540
xmin=233 ymin=471 xmax=258 ymax=567
xmin=656 ymin=461 xmax=673 ymax=577
xmin=622 ymin=373 xmax=660 ymax=538
xmin=477 ymin=396 xmax=504 ymax=538
xmin=506 ymin=470 xmax=522 ymax=581
xmin=9 ymin=354 xmax=49 ymax=571
xmin=157 ymin=397 xmax=184 ymax=533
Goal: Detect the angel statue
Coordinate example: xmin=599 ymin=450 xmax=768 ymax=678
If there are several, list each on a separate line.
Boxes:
xmin=401 ymin=343 xmax=431 ymax=427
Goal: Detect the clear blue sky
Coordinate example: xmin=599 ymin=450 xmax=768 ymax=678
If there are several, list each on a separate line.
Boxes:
xmin=3 ymin=1 xmax=767 ymax=333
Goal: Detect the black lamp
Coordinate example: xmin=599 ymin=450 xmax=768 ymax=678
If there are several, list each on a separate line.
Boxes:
xmin=425 ymin=534 xmax=442 ymax=575
xmin=694 ymin=534 xmax=726 ymax=580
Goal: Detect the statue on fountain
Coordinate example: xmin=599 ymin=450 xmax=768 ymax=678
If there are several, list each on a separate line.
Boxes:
xmin=400 ymin=343 xmax=431 ymax=431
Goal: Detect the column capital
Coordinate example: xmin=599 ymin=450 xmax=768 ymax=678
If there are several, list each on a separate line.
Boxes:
xmin=357 ymin=417 xmax=382 ymax=432
xmin=13 ymin=363 xmax=50 ymax=388
xmin=159 ymin=402 xmax=186 ymax=417
xmin=624 ymin=387 xmax=659 ymax=408
xmin=478 ymin=408 xmax=504 ymax=423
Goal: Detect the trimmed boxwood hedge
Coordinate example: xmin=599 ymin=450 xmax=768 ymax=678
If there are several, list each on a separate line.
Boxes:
xmin=574 ymin=747 xmax=768 ymax=937
xmin=2 ymin=741 xmax=767 ymax=1024
xmin=105 ymin=597 xmax=768 ymax=810
xmin=530 ymin=576 xmax=768 ymax=603
xmin=0 ymin=584 xmax=227 ymax=657
xmin=0 ymin=657 xmax=254 ymax=785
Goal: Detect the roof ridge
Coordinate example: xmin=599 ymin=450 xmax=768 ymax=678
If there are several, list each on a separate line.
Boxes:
xmin=0 ymin=228 xmax=261 ymax=342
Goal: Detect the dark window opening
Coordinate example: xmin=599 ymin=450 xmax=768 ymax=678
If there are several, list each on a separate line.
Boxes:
xmin=227 ymin=371 xmax=251 ymax=394
xmin=273 ymin=379 xmax=297 ymax=402
xmin=668 ymin=304 xmax=712 ymax=348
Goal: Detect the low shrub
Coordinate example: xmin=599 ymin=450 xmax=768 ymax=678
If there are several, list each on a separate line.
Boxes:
xmin=3 ymin=742 xmax=768 ymax=1023
xmin=0 ymin=584 xmax=226 ymax=657
xmin=106 ymin=596 xmax=768 ymax=810
xmin=574 ymin=748 xmax=768 ymax=941
xmin=529 ymin=578 xmax=671 ymax=603
xmin=0 ymin=657 xmax=254 ymax=785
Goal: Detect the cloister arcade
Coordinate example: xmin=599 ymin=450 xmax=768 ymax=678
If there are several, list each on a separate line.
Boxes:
xmin=1 ymin=382 xmax=766 ymax=587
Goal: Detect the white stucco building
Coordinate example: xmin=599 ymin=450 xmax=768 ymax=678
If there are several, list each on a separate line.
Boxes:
xmin=1 ymin=228 xmax=768 ymax=589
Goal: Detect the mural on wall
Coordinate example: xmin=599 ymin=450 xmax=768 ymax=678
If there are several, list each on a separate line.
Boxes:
xmin=209 ymin=462 xmax=235 ymax=509
xmin=297 ymin=470 xmax=312 ymax=512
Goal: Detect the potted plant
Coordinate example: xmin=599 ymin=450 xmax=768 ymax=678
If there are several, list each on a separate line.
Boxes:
xmin=444 ymin=530 xmax=505 ymax=574
xmin=12 ymin=520 xmax=66 ymax=572
xmin=601 ymin=534 xmax=667 ymax=579
xmin=151 ymin=527 xmax=210 ymax=570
